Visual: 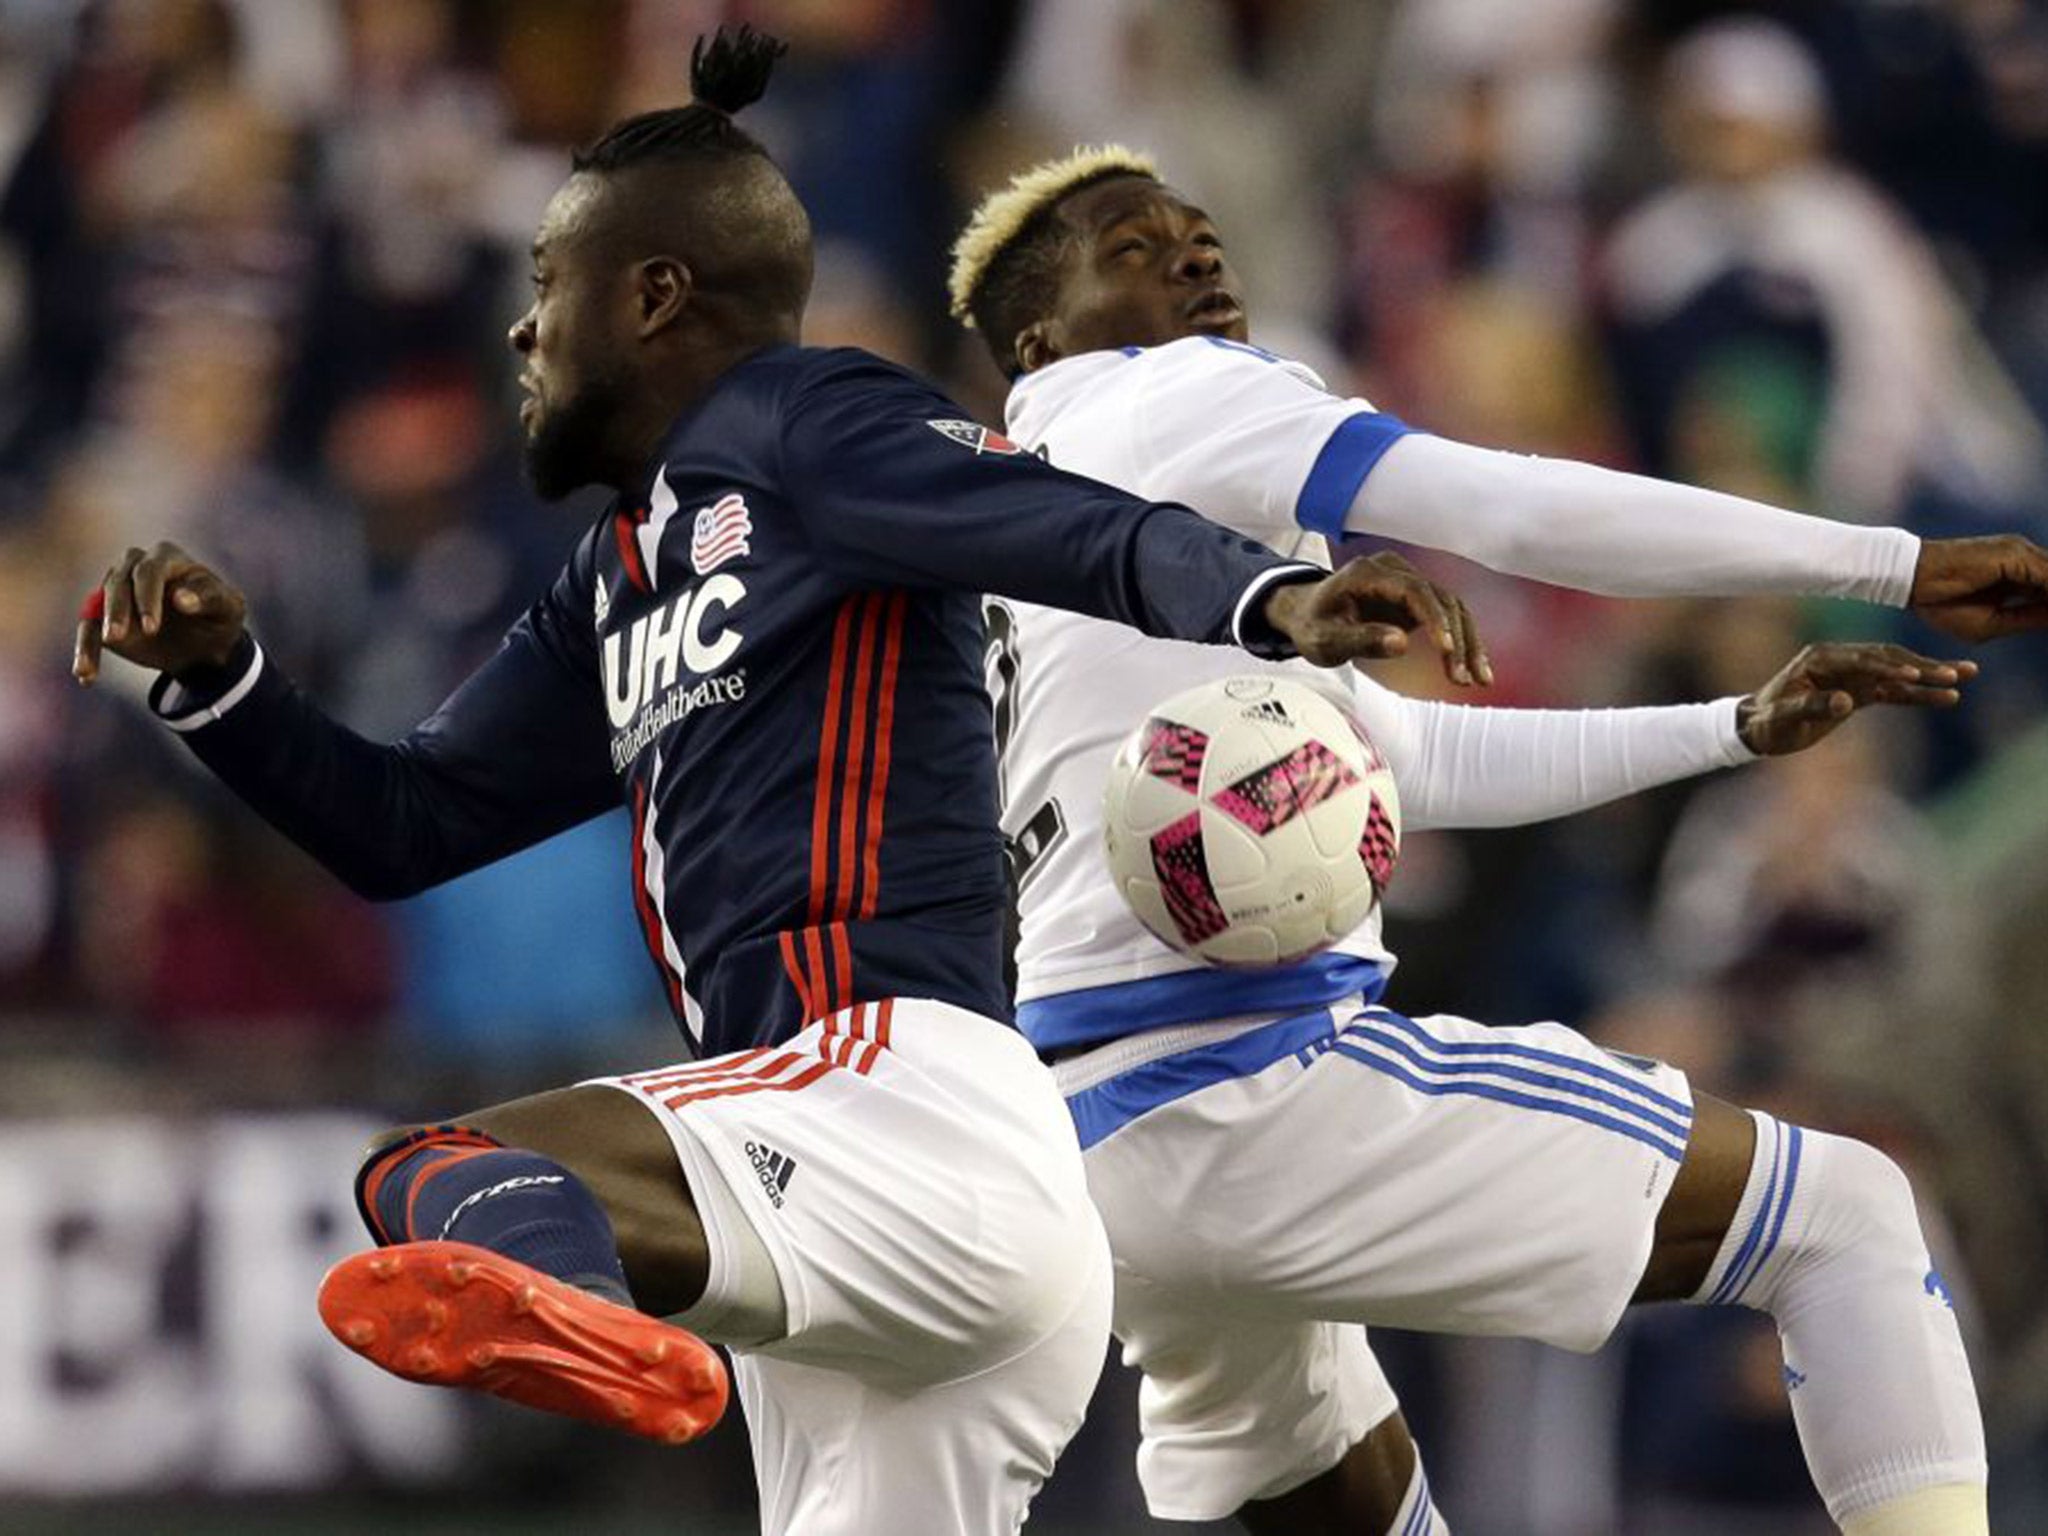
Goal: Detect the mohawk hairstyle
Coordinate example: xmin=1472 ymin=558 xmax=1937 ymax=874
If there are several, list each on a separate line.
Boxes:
xmin=571 ymin=25 xmax=789 ymax=173
xmin=948 ymin=145 xmax=1161 ymax=378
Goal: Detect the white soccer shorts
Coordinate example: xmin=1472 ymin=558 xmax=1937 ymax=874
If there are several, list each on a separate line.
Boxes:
xmin=1055 ymin=995 xmax=1694 ymax=1521
xmin=592 ymin=998 xmax=1113 ymax=1536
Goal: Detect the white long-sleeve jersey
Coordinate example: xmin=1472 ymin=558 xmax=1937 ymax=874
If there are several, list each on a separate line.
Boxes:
xmin=997 ymin=335 xmax=1881 ymax=1053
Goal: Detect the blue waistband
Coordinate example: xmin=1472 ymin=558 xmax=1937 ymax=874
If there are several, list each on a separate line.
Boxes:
xmin=1018 ymin=951 xmax=1389 ymax=1056
xmin=1064 ymin=1006 xmax=1339 ymax=1151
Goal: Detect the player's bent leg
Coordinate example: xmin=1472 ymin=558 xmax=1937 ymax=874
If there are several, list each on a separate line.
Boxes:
xmin=1108 ymin=1259 xmax=1419 ymax=1529
xmin=465 ymin=1084 xmax=715 ymax=1314
xmin=322 ymin=1087 xmax=733 ymax=1443
xmin=1239 ymin=1409 xmax=1449 ymax=1536
xmin=736 ymin=1240 xmax=1112 ymax=1536
xmin=1659 ymin=1098 xmax=1988 ymax=1534
xmin=592 ymin=1000 xmax=1114 ymax=1532
xmin=1064 ymin=1002 xmax=1703 ymax=1530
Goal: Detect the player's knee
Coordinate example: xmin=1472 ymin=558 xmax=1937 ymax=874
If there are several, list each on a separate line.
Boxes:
xmin=1821 ymin=1135 xmax=1925 ymax=1252
xmin=1737 ymin=1128 xmax=1932 ymax=1319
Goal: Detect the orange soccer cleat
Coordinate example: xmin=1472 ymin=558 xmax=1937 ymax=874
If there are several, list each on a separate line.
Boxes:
xmin=318 ymin=1240 xmax=729 ymax=1445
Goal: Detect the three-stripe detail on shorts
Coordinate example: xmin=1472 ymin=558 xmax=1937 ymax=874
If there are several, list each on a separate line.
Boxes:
xmin=1707 ymin=1117 xmax=1805 ymax=1305
xmin=1330 ymin=1008 xmax=1693 ymax=1162
xmin=623 ymin=1001 xmax=895 ymax=1109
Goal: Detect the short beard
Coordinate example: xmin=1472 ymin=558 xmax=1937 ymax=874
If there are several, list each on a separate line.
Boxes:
xmin=523 ymin=370 xmax=631 ymax=502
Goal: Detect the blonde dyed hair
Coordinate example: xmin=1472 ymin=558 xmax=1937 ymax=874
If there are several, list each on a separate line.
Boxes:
xmin=947 ymin=144 xmax=1161 ymax=328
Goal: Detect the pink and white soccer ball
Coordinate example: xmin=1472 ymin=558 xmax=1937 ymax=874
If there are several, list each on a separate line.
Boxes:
xmin=1103 ymin=675 xmax=1400 ymax=967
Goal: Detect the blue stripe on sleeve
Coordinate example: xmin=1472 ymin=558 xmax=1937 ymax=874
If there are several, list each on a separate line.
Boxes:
xmin=1294 ymin=411 xmax=1413 ymax=539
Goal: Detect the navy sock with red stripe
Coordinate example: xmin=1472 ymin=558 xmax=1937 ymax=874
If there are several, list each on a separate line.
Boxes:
xmin=358 ymin=1133 xmax=633 ymax=1307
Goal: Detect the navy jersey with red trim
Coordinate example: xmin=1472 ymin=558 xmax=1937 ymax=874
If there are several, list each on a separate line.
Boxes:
xmin=159 ymin=345 xmax=1309 ymax=1055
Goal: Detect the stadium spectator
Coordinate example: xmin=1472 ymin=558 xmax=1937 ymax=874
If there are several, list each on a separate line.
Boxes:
xmin=1604 ymin=16 xmax=2047 ymax=525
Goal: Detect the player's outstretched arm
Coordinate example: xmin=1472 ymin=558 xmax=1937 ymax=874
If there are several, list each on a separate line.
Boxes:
xmin=782 ymin=353 xmax=1493 ymax=686
xmin=1348 ymin=640 xmax=1972 ymax=835
xmin=1734 ymin=641 xmax=1976 ymax=756
xmin=1351 ymin=430 xmax=2048 ymax=633
xmin=73 ymin=540 xmax=617 ymax=899
xmin=1109 ymin=341 xmax=2048 ymax=632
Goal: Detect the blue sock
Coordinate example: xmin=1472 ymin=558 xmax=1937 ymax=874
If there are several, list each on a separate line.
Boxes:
xmin=361 ymin=1136 xmax=634 ymax=1306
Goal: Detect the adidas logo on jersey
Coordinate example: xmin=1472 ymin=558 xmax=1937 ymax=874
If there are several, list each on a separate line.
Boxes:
xmin=1240 ymin=698 xmax=1290 ymax=724
xmin=593 ymin=578 xmax=611 ymax=632
xmin=746 ymin=1141 xmax=797 ymax=1208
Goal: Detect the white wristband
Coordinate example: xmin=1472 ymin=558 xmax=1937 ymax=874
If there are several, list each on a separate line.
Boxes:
xmin=150 ymin=642 xmax=265 ymax=733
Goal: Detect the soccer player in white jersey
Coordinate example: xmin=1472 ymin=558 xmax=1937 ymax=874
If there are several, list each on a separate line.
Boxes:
xmin=948 ymin=147 xmax=2046 ymax=1536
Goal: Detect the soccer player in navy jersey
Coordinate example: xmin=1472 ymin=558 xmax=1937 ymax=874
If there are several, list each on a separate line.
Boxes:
xmin=68 ymin=33 xmax=1487 ymax=1534
xmin=945 ymin=146 xmax=2031 ymax=1536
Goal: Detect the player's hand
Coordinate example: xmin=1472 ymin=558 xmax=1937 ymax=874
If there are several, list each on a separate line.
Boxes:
xmin=73 ymin=541 xmax=248 ymax=686
xmin=1909 ymin=534 xmax=2048 ymax=642
xmin=1261 ymin=551 xmax=1492 ymax=685
xmin=1736 ymin=642 xmax=1976 ymax=757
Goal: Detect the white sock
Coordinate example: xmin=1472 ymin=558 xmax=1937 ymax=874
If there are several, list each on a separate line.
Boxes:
xmin=1383 ymin=1451 xmax=1450 ymax=1536
xmin=1690 ymin=1112 xmax=1987 ymax=1530
xmin=1840 ymin=1483 xmax=1988 ymax=1536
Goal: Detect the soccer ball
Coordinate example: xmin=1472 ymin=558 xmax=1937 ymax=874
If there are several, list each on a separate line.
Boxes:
xmin=1103 ymin=675 xmax=1400 ymax=967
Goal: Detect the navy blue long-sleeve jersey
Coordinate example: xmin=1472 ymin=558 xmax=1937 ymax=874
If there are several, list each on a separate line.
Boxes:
xmin=152 ymin=345 xmax=1311 ymax=1055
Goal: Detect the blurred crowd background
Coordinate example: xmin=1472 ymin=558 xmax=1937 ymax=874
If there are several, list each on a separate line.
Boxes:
xmin=4 ymin=0 xmax=2048 ymax=1531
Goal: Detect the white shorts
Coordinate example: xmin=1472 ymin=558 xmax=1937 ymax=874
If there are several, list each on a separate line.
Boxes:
xmin=591 ymin=998 xmax=1113 ymax=1536
xmin=1056 ymin=996 xmax=1694 ymax=1521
